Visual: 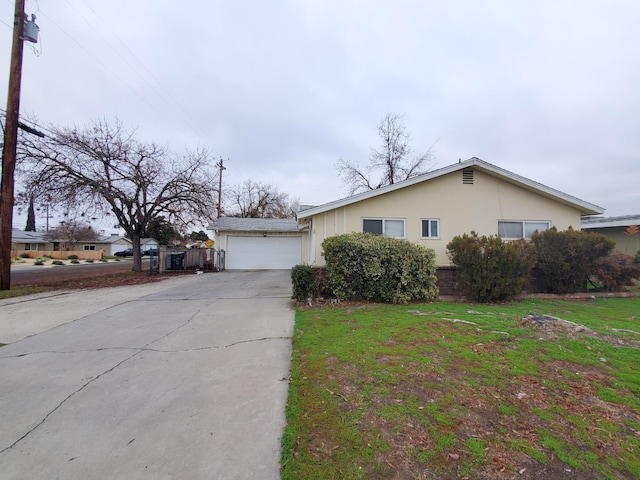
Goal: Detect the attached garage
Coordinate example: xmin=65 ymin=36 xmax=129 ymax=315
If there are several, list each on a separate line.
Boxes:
xmin=209 ymin=217 xmax=305 ymax=270
xmin=227 ymin=235 xmax=302 ymax=269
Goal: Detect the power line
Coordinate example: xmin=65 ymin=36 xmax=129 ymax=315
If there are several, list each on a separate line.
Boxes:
xmin=80 ymin=0 xmax=209 ymax=139
xmin=36 ymin=9 xmax=182 ymax=133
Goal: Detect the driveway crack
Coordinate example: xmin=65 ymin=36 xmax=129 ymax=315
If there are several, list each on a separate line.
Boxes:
xmin=0 ymin=309 xmax=202 ymax=454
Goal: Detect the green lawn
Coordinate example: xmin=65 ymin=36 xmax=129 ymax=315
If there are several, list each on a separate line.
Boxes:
xmin=281 ymin=297 xmax=640 ymax=479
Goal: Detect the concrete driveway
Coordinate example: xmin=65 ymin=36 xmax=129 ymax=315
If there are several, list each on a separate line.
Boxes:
xmin=0 ymin=270 xmax=294 ymax=479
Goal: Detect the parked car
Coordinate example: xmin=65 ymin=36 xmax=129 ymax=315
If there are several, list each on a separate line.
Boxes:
xmin=142 ymin=248 xmax=159 ymax=256
xmin=114 ymin=248 xmax=134 ymax=257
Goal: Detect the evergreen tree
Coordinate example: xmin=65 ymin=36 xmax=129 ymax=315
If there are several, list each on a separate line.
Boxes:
xmin=24 ymin=196 xmax=36 ymax=231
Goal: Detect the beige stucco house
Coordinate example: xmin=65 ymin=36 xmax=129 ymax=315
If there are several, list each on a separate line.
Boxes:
xmin=581 ymin=214 xmax=640 ymax=256
xmin=297 ymin=158 xmax=604 ymax=266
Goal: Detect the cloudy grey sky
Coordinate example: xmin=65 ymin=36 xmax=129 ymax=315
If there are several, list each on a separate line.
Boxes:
xmin=2 ymin=0 xmax=639 ymax=230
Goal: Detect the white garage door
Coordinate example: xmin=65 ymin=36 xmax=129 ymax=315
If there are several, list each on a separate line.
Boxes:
xmin=226 ymin=236 xmax=302 ymax=269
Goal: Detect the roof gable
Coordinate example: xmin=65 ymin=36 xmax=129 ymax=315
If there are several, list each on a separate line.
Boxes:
xmin=297 ymin=158 xmax=604 ymax=218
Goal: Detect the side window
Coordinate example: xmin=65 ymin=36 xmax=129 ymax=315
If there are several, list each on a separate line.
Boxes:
xmin=421 ymin=219 xmax=439 ymax=238
xmin=498 ymin=221 xmax=549 ymax=239
xmin=362 ymin=218 xmax=405 ymax=238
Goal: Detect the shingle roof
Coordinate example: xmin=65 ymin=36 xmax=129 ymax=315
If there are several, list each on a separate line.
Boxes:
xmin=209 ymin=217 xmax=299 ymax=232
xmin=11 ymin=229 xmax=49 ymax=243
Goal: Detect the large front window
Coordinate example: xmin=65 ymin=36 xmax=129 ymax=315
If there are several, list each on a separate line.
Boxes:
xmin=363 ymin=218 xmax=406 ymax=238
xmin=498 ymin=221 xmax=550 ymax=239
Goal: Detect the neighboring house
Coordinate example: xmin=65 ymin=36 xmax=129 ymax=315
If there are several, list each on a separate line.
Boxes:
xmin=75 ymin=234 xmax=132 ymax=256
xmin=11 ymin=229 xmax=55 ymax=252
xmin=208 ymin=217 xmax=302 ymax=269
xmin=581 ymin=214 xmax=640 ymax=255
xmin=140 ymin=238 xmax=160 ymax=251
xmin=297 ymin=158 xmax=604 ymax=267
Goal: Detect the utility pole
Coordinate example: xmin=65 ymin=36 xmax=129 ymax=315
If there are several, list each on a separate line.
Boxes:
xmin=216 ymin=157 xmax=226 ymax=219
xmin=0 ymin=2 xmax=38 ymax=290
xmin=0 ymin=0 xmax=26 ymax=290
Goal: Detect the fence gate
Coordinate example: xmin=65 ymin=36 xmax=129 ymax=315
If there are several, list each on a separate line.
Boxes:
xmin=151 ymin=248 xmax=225 ymax=274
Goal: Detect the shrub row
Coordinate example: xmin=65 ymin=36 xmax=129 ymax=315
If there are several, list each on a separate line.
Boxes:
xmin=446 ymin=227 xmax=632 ymax=302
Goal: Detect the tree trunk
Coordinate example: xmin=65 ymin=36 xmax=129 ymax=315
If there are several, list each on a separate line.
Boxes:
xmin=130 ymin=234 xmax=143 ymax=272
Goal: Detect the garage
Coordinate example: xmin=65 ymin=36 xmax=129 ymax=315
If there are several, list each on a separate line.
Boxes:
xmin=226 ymin=235 xmax=302 ymax=270
xmin=209 ymin=218 xmax=305 ymax=270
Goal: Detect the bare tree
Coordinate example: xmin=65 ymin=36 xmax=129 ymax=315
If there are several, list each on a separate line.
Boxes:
xmin=45 ymin=219 xmax=99 ymax=250
xmin=337 ymin=113 xmax=435 ymax=195
xmin=226 ymin=180 xmax=298 ymax=218
xmin=18 ymin=119 xmax=218 ymax=271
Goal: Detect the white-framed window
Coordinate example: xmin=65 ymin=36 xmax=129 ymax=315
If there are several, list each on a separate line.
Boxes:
xmin=421 ymin=219 xmax=440 ymax=238
xmin=362 ymin=218 xmax=406 ymax=238
xmin=83 ymin=245 xmax=96 ymax=251
xmin=498 ymin=220 xmax=550 ymax=239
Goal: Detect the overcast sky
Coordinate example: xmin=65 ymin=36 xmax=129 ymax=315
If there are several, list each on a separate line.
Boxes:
xmin=2 ymin=0 xmax=639 ymax=231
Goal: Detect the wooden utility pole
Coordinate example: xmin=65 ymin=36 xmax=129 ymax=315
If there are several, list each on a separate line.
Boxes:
xmin=0 ymin=0 xmax=26 ymax=290
xmin=216 ymin=158 xmax=226 ymax=219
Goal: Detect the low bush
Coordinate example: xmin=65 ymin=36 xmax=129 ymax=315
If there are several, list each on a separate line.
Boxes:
xmin=34 ymin=260 xmax=44 ymax=266
xmin=322 ymin=232 xmax=438 ymax=304
xmin=52 ymin=260 xmax=64 ymax=265
xmin=85 ymin=259 xmax=94 ymax=263
xmin=591 ymin=252 xmax=640 ymax=291
xmin=67 ymin=254 xmax=79 ymax=260
xmin=19 ymin=253 xmax=30 ymax=258
xmin=635 ymin=250 xmax=640 ymax=264
xmin=447 ymin=232 xmax=535 ymax=302
xmin=291 ymin=265 xmax=317 ymax=301
xmin=70 ymin=259 xmax=80 ymax=264
xmin=531 ymin=227 xmax=615 ymax=293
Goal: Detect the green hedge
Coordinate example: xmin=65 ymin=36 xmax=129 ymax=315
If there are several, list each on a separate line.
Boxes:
xmin=291 ymin=265 xmax=317 ymax=301
xmin=531 ymin=227 xmax=615 ymax=293
xmin=447 ymin=232 xmax=535 ymax=302
xmin=321 ymin=232 xmax=438 ymax=304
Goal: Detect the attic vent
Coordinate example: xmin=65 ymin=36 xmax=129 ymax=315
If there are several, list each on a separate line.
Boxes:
xmin=462 ymin=168 xmax=474 ymax=184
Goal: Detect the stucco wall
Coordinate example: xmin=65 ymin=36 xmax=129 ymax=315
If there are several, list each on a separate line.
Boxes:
xmin=302 ymin=169 xmax=584 ymax=266
xmin=591 ymin=227 xmax=640 ymax=255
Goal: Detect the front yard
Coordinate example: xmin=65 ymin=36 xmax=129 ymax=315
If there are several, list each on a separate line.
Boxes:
xmin=281 ymin=297 xmax=640 ymax=479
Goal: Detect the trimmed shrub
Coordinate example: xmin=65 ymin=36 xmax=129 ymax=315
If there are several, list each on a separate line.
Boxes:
xmin=447 ymin=232 xmax=535 ymax=303
xmin=52 ymin=260 xmax=64 ymax=265
xmin=67 ymin=254 xmax=79 ymax=260
xmin=291 ymin=265 xmax=317 ymax=301
xmin=20 ymin=252 xmax=30 ymax=258
xmin=70 ymin=259 xmax=80 ymax=264
xmin=531 ymin=227 xmax=615 ymax=293
xmin=34 ymin=260 xmax=44 ymax=266
xmin=322 ymin=232 xmax=438 ymax=304
xmin=85 ymin=259 xmax=94 ymax=263
xmin=591 ymin=252 xmax=640 ymax=291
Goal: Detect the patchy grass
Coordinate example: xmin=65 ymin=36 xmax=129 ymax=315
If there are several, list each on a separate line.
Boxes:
xmin=0 ymin=286 xmax=53 ymax=300
xmin=281 ymin=298 xmax=640 ymax=480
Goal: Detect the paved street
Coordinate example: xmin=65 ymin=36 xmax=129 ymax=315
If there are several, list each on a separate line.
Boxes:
xmin=0 ymin=271 xmax=294 ymax=479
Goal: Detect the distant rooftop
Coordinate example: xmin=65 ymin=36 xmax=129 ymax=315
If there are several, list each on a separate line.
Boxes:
xmin=208 ymin=217 xmax=299 ymax=232
xmin=582 ymin=214 xmax=640 ymax=229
